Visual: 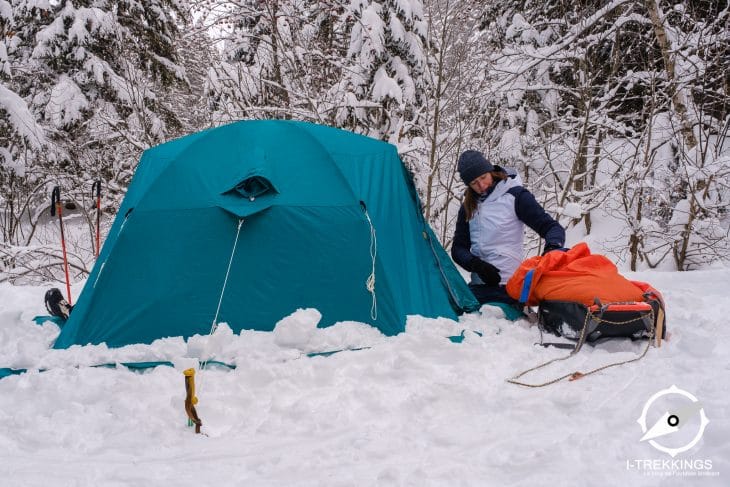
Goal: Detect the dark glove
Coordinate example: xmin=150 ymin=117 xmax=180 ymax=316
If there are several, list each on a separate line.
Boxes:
xmin=470 ymin=257 xmax=501 ymax=286
xmin=542 ymin=243 xmax=566 ymax=256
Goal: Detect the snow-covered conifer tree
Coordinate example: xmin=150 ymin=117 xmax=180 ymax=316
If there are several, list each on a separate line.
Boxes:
xmin=1 ymin=0 xmax=195 ymax=281
xmin=204 ymin=0 xmax=351 ymax=123
xmin=336 ymin=0 xmax=428 ymax=149
xmin=27 ymin=0 xmax=191 ymax=190
xmin=1 ymin=1 xmax=54 ymax=247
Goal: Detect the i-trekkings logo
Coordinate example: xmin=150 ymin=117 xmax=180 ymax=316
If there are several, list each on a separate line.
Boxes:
xmin=637 ymin=385 xmax=710 ymax=457
xmin=626 ymin=385 xmax=718 ymax=478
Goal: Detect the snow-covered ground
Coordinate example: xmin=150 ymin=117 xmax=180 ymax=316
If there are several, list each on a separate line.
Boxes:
xmin=0 ymin=268 xmax=728 ymax=486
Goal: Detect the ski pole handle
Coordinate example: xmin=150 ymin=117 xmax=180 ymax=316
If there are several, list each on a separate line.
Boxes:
xmin=51 ymin=186 xmax=61 ymax=216
xmin=92 ymin=180 xmax=102 ymax=258
xmin=92 ymin=180 xmax=101 ymax=200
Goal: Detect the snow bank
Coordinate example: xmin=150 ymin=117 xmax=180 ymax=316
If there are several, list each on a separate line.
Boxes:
xmin=0 ymin=268 xmax=728 ymax=486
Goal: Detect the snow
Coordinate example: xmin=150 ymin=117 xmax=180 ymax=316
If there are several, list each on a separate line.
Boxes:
xmin=1 ymin=268 xmax=728 ymax=485
xmin=391 ymin=56 xmax=416 ymax=102
xmin=351 ymin=4 xmax=385 ymax=59
xmin=561 ymin=202 xmax=583 ymax=219
xmin=0 ymin=83 xmax=47 ymax=151
xmin=497 ymin=127 xmax=523 ymax=162
xmin=0 ymin=1 xmax=11 ymax=21
xmin=388 ymin=13 xmax=407 ymax=43
xmin=372 ymin=66 xmax=403 ymax=103
xmin=46 ymin=75 xmax=89 ymax=128
xmin=0 ymin=40 xmax=9 ymax=76
xmin=506 ymin=13 xmax=539 ymax=44
xmin=67 ymin=7 xmax=115 ymax=45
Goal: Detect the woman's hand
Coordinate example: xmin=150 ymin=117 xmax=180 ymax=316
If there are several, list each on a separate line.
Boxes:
xmin=542 ymin=243 xmax=567 ymax=255
xmin=470 ymin=258 xmax=501 ymax=286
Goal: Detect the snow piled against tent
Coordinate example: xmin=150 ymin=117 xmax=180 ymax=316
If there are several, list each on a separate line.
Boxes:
xmin=1 ymin=266 xmax=729 ymax=486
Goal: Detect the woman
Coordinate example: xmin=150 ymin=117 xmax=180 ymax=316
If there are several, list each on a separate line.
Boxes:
xmin=451 ymin=150 xmax=565 ymax=307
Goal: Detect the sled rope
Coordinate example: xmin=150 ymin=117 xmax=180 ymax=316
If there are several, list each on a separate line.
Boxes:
xmin=363 ymin=209 xmax=377 ymax=320
xmin=507 ymin=309 xmax=655 ymax=388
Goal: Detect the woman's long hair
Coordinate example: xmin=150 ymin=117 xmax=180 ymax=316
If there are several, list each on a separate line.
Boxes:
xmin=463 ymin=169 xmax=509 ymax=221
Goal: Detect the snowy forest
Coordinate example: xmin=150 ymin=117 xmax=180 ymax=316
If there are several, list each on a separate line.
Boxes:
xmin=1 ymin=0 xmax=729 ymax=285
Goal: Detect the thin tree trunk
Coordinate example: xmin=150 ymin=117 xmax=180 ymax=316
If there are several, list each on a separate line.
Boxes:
xmin=645 ymin=0 xmax=697 ymax=149
xmin=268 ymin=0 xmax=290 ymax=115
xmin=425 ymin=0 xmax=451 ymax=222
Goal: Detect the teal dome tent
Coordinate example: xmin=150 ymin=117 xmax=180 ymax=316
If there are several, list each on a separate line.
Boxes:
xmin=54 ymin=121 xmax=479 ymax=348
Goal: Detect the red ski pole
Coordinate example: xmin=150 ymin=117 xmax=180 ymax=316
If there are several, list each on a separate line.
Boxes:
xmin=51 ymin=187 xmax=73 ymax=305
xmin=92 ymin=180 xmax=101 ymax=258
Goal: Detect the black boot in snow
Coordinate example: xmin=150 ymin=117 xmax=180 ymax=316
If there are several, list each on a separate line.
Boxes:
xmin=44 ymin=288 xmax=72 ymax=320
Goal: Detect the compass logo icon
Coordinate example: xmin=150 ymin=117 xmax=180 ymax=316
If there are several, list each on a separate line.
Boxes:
xmin=637 ymin=385 xmax=710 ymax=457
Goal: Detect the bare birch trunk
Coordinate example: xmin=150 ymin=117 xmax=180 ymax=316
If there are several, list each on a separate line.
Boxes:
xmin=644 ymin=0 xmax=697 ymax=149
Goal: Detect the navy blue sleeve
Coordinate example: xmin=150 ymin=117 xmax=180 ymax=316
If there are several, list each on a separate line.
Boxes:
xmin=451 ymin=205 xmax=477 ymax=272
xmin=513 ymin=189 xmax=565 ymax=247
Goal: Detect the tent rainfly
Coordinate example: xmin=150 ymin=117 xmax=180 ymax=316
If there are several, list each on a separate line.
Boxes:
xmin=54 ymin=120 xmax=479 ymax=348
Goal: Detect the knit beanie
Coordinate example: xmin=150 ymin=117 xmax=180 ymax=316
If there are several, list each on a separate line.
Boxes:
xmin=457 ymin=150 xmax=494 ymax=185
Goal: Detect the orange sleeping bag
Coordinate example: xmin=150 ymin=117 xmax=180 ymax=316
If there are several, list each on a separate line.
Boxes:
xmin=506 ymin=242 xmax=645 ymax=306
